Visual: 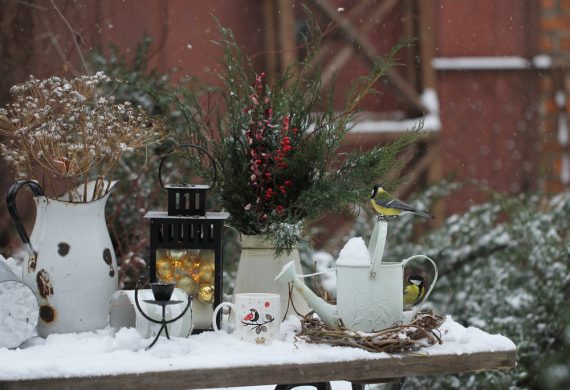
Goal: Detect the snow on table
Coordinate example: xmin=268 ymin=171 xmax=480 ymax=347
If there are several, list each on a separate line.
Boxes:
xmin=0 ymin=316 xmax=515 ymax=382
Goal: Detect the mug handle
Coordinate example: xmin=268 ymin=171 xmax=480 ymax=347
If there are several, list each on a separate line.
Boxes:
xmin=212 ymin=302 xmax=236 ymax=332
xmin=401 ymin=255 xmax=439 ymax=313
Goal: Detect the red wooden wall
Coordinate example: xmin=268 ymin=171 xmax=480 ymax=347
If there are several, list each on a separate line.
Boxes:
xmin=0 ymin=0 xmax=563 ymax=242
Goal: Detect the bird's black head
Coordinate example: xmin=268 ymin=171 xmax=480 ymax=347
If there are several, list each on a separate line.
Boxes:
xmin=408 ymin=274 xmax=424 ymax=287
xmin=371 ymin=184 xmax=383 ymax=198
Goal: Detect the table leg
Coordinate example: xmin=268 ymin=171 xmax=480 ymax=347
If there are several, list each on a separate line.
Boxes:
xmin=350 ymin=377 xmax=407 ymax=390
xmin=274 ymin=382 xmax=332 ymax=390
xmin=390 ymin=377 xmax=407 ymax=390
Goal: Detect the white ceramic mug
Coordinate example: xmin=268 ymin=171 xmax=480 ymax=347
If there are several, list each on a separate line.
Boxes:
xmin=212 ymin=293 xmax=280 ymax=344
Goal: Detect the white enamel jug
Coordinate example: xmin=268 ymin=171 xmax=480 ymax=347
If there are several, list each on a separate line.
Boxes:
xmin=7 ymin=180 xmax=119 ymax=336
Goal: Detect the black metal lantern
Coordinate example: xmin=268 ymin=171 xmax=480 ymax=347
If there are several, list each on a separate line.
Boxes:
xmin=144 ymin=144 xmax=228 ymax=332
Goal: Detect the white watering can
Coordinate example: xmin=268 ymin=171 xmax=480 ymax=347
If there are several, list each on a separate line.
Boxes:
xmin=275 ymin=220 xmax=438 ymax=332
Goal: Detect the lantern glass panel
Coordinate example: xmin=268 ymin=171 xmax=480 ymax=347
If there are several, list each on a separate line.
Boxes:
xmin=155 ymin=248 xmax=216 ymax=301
xmin=154 ymin=247 xmax=216 ymax=328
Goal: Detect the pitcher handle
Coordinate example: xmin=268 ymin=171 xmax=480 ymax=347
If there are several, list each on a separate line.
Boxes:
xmin=401 ymin=255 xmax=439 ymax=314
xmin=6 ymin=180 xmax=45 ymax=266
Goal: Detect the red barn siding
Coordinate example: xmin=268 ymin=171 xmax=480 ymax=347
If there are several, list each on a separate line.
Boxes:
xmin=434 ymin=0 xmax=541 ymax=213
xmin=439 ymin=71 xmax=539 ymax=213
xmin=0 ymin=0 xmax=561 ymax=238
xmin=437 ymin=0 xmax=537 ymax=57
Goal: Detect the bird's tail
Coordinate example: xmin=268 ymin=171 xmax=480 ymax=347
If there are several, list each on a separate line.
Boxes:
xmin=412 ymin=209 xmax=434 ymax=219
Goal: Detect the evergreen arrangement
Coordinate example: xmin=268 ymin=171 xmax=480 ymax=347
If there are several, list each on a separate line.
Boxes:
xmin=153 ymin=19 xmax=422 ymax=254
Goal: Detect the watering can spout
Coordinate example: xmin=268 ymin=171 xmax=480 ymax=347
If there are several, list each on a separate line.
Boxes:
xmin=275 ymin=261 xmax=340 ymax=328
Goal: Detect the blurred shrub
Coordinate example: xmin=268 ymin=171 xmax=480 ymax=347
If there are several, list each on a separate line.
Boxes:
xmin=91 ymin=36 xmax=241 ymax=290
xmin=336 ymin=183 xmax=570 ymax=389
xmin=91 ymin=35 xmax=175 ymax=289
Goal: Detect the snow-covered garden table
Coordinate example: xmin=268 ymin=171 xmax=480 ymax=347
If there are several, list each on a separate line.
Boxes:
xmin=0 ymin=317 xmax=516 ymax=389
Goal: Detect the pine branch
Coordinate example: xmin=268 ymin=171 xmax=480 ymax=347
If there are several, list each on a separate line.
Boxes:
xmin=129 ymin=12 xmax=423 ymax=254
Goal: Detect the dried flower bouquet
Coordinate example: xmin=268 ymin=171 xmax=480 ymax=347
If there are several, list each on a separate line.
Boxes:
xmin=0 ymin=71 xmax=163 ymax=202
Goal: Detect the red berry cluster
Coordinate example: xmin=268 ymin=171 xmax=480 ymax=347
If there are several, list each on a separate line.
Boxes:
xmin=244 ymin=73 xmax=297 ymax=222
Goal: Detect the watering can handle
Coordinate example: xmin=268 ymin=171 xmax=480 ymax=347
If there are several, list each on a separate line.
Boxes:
xmin=158 ymin=144 xmax=218 ymax=189
xmin=369 ymin=219 xmax=388 ymax=276
xmin=401 ymin=255 xmax=439 ymax=312
xmin=6 ymin=181 xmax=45 ymax=264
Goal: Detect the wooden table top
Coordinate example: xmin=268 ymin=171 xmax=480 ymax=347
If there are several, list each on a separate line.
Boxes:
xmin=0 ymin=349 xmax=516 ymax=390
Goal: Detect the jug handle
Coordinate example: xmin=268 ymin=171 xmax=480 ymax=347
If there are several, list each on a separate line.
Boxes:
xmin=6 ymin=180 xmax=45 ymax=265
xmin=401 ymin=255 xmax=439 ymax=314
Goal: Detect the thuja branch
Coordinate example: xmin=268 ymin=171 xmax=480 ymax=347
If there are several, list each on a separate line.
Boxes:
xmin=152 ymin=13 xmax=423 ymax=254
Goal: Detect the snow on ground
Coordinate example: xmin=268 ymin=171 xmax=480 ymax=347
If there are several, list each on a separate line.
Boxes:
xmin=0 ymin=315 xmax=515 ymax=382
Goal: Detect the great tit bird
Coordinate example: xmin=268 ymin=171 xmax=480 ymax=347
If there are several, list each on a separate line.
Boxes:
xmin=370 ymin=184 xmax=433 ymax=219
xmin=403 ymin=275 xmax=426 ymax=309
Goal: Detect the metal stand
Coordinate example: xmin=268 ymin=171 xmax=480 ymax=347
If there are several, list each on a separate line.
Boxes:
xmin=390 ymin=377 xmax=407 ymax=390
xmin=349 ymin=377 xmax=407 ymax=390
xmin=134 ymin=285 xmax=191 ymax=350
xmin=274 ymin=379 xmax=406 ymax=390
xmin=275 ymin=383 xmax=331 ymax=390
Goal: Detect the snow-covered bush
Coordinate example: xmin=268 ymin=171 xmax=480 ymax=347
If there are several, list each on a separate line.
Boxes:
xmin=365 ymin=185 xmax=570 ymax=389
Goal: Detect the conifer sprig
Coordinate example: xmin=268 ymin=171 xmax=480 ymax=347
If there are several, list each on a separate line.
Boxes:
xmin=154 ymin=17 xmax=422 ymax=254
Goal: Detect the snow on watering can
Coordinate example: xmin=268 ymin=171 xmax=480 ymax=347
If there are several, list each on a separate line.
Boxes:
xmin=275 ymin=220 xmax=438 ymax=332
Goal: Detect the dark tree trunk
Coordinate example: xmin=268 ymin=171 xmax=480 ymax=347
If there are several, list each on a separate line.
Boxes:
xmin=0 ymin=0 xmax=35 ymax=253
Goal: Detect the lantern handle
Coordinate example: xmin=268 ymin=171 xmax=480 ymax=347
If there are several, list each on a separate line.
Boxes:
xmin=158 ymin=144 xmax=218 ymax=190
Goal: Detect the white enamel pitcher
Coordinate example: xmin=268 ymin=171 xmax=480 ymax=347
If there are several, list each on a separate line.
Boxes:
xmin=7 ymin=180 xmax=119 ymax=336
xmin=276 ymin=220 xmax=438 ymax=332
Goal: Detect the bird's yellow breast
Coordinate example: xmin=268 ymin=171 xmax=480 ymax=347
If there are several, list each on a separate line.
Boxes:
xmin=404 ymin=284 xmax=421 ymax=307
xmin=370 ymin=199 xmax=401 ymax=216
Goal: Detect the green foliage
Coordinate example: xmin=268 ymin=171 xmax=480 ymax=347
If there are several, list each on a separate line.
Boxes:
xmin=363 ymin=183 xmax=570 ymax=389
xmin=91 ymin=35 xmax=173 ymax=115
xmin=90 ymin=37 xmax=193 ymax=288
xmin=148 ymin=16 xmax=422 ymax=254
xmin=90 ymin=18 xmax=421 ymax=280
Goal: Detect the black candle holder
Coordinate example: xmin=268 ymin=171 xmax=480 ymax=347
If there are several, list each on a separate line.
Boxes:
xmin=134 ymin=281 xmax=192 ymax=350
xmin=151 ymin=282 xmax=176 ymax=302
